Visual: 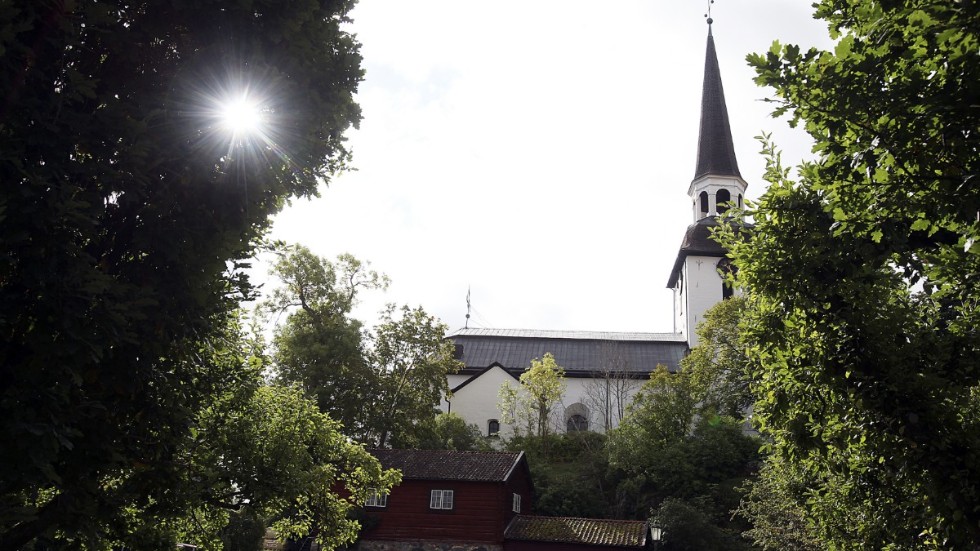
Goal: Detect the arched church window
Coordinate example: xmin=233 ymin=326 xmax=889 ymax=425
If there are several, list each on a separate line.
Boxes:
xmin=564 ymin=403 xmax=590 ymax=433
xmin=716 ymin=189 xmax=731 ymax=214
xmin=738 ymin=193 xmax=743 ymax=208
xmin=699 ymin=191 xmax=709 ymax=215
xmin=567 ymin=415 xmax=589 ymax=432
xmin=718 ymin=258 xmax=735 ymax=299
xmin=488 ymin=419 xmax=500 ymax=437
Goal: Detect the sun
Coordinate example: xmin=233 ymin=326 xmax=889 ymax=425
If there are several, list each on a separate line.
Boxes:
xmin=187 ymin=76 xmax=288 ymax=166
xmin=218 ymin=94 xmax=264 ymax=136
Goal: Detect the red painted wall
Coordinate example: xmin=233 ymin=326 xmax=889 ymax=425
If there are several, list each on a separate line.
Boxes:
xmin=361 ymin=475 xmax=532 ymax=544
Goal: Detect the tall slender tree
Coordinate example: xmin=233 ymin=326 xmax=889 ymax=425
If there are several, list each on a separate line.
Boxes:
xmin=265 ymin=245 xmax=387 ymax=440
xmin=0 ymin=0 xmax=364 ymax=547
xmin=499 ymin=353 xmax=567 ymax=437
xmin=368 ymin=305 xmax=459 ymax=448
xmin=266 ymin=245 xmax=458 ymax=447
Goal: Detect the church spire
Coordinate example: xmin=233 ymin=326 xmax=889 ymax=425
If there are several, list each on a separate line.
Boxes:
xmin=686 ymin=18 xmax=747 ymax=222
xmin=693 ymin=21 xmax=741 ymax=180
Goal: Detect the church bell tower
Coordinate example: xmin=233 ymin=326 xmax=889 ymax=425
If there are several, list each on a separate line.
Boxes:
xmin=667 ymin=20 xmax=747 ymax=348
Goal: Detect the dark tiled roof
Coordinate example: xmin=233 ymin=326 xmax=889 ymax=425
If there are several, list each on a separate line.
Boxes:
xmin=678 ymin=216 xmax=728 ymax=257
xmin=448 ymin=329 xmax=688 ymax=374
xmin=694 ymin=28 xmax=741 ymax=180
xmin=505 ymin=516 xmax=649 ymax=548
xmin=666 ymin=216 xmax=728 ymax=288
xmin=666 ymin=216 xmax=752 ymax=288
xmin=369 ymin=449 xmax=524 ymax=482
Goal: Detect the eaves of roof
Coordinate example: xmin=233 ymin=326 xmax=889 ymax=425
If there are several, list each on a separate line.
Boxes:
xmin=369 ymin=449 xmax=525 ymax=483
xmin=450 ymin=362 xmax=520 ymax=394
xmin=666 ymin=216 xmax=742 ymax=288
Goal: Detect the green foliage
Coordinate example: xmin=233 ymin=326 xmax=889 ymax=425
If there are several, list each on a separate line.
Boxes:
xmin=736 ymin=457 xmax=822 ymax=551
xmin=152 ymin=382 xmax=400 ymax=550
xmin=723 ymin=0 xmax=980 ymax=547
xmin=683 ymin=297 xmax=753 ymax=418
xmin=506 ymin=433 xmax=613 ymax=519
xmin=368 ymin=305 xmax=459 ymax=448
xmin=219 ymin=509 xmax=266 ymax=551
xmin=654 ymin=496 xmax=750 ymax=551
xmin=266 ymin=245 xmax=458 ymax=448
xmin=418 ymin=413 xmax=489 ymax=451
xmin=98 ymin=333 xmax=400 ymax=551
xmin=498 ymin=353 xmax=567 ymax=437
xmin=0 ymin=0 xmax=363 ymax=547
xmin=267 ymin=245 xmax=387 ymax=439
xmin=610 ymin=366 xmax=697 ymax=456
xmin=608 ymin=367 xmax=759 ymax=536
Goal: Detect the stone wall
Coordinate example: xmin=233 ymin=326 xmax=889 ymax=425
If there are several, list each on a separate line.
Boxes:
xmin=357 ymin=540 xmax=502 ymax=551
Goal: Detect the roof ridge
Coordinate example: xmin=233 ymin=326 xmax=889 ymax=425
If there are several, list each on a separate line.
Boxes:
xmin=449 ymin=328 xmax=687 ymax=342
xmin=516 ymin=515 xmax=647 ymax=524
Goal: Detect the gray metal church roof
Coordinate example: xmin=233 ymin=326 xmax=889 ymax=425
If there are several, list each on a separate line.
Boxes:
xmin=448 ymin=328 xmax=688 ymax=374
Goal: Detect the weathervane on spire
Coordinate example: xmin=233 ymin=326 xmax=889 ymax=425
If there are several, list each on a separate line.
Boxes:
xmin=705 ymin=0 xmax=714 ymax=26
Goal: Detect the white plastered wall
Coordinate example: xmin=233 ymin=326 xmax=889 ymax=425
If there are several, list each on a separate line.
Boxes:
xmin=682 ymin=255 xmax=724 ymax=348
xmin=442 ymin=370 xmax=645 ymax=437
xmin=442 ymin=366 xmax=518 ymax=438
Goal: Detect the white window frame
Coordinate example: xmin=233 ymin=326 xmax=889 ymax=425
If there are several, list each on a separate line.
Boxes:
xmin=429 ymin=489 xmax=454 ymax=510
xmin=365 ymin=488 xmax=387 ymax=508
xmin=512 ymin=492 xmax=521 ymax=513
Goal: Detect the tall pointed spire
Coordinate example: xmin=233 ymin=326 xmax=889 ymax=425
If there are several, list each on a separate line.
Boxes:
xmin=694 ymin=22 xmax=741 ymax=180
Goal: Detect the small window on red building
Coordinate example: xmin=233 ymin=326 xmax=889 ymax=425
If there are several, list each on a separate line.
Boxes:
xmin=430 ymin=489 xmax=454 ymax=510
xmin=365 ymin=488 xmax=387 ymax=508
xmin=512 ymin=493 xmax=521 ymax=513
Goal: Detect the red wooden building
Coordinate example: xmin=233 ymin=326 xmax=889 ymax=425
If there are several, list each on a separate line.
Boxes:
xmin=360 ymin=449 xmax=533 ymax=550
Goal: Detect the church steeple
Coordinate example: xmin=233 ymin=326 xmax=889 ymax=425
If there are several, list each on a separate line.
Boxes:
xmin=687 ymin=21 xmax=747 ymax=222
xmin=669 ymin=16 xmax=749 ymax=347
xmin=694 ymin=24 xmax=741 ymax=181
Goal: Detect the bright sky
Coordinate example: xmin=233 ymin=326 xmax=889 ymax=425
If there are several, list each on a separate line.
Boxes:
xmin=260 ymin=0 xmax=834 ymax=334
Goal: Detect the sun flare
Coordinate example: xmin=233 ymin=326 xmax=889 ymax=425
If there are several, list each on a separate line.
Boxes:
xmin=219 ymin=95 xmax=264 ymax=136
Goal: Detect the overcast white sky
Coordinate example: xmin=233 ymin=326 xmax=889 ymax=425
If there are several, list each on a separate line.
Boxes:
xmin=258 ymin=1 xmax=835 ymax=334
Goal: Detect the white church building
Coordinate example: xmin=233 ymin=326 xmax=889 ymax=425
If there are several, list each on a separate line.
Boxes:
xmin=442 ymin=23 xmax=746 ymax=439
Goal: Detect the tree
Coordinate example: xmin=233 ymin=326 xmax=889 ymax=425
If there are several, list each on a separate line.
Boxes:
xmin=167 ymin=385 xmax=400 ymax=550
xmin=0 ymin=0 xmax=364 ymax=546
xmin=735 ymin=457 xmax=822 ymax=551
xmin=653 ymin=496 xmax=750 ymax=551
xmin=265 ymin=245 xmax=387 ymax=440
xmin=367 ymin=305 xmax=460 ymax=448
xmin=607 ymin=367 xmax=759 ymax=537
xmin=582 ymin=342 xmax=642 ymax=431
xmin=682 ymin=297 xmax=753 ymax=419
xmin=6 ymin=312 xmax=398 ymax=551
xmin=609 ymin=366 xmax=697 ymax=458
xmin=266 ymin=246 xmax=459 ymax=448
xmin=418 ymin=413 xmax=488 ymax=451
xmin=499 ymin=353 xmax=567 ymax=437
xmin=720 ymin=0 xmax=980 ymax=546
xmin=506 ymin=432 xmax=613 ymax=519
